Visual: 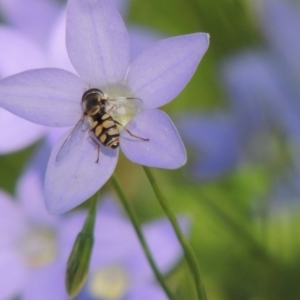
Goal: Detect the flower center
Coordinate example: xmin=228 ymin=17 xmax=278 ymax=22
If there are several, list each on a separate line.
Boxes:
xmin=18 ymin=226 xmax=57 ymax=268
xmin=88 ymin=265 xmax=129 ymax=300
xmin=103 ymin=84 xmax=142 ymax=127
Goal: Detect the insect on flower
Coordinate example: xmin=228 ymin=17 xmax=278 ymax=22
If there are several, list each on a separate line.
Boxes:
xmin=56 ymin=88 xmax=149 ymax=163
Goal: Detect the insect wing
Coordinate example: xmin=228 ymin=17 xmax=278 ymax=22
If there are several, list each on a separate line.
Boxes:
xmin=107 ymin=98 xmax=143 ymax=116
xmin=56 ymin=117 xmax=85 ymax=163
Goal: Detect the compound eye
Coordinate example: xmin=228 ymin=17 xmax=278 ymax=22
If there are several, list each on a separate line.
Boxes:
xmin=84 ymin=97 xmax=99 ymax=111
xmin=82 ymin=88 xmax=103 ymax=104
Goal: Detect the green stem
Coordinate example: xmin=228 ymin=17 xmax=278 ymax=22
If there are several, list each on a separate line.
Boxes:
xmin=143 ymin=166 xmax=207 ymax=300
xmin=111 ymin=175 xmax=177 ymax=300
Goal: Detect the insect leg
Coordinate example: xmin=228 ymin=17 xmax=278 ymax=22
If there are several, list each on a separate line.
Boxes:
xmin=114 ymin=120 xmax=149 ymax=141
xmin=88 ymin=130 xmax=101 ymax=164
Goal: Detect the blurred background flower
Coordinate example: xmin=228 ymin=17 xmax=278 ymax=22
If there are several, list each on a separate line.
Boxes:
xmin=0 ymin=158 xmax=186 ymax=299
xmin=1 ymin=0 xmax=300 ymax=299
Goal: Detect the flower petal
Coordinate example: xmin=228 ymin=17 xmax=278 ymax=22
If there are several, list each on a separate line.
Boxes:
xmin=0 ymin=190 xmax=25 ymax=246
xmin=0 ymin=109 xmax=45 ymax=154
xmin=91 ymin=214 xmax=138 ymax=267
xmin=126 ymin=33 xmax=209 ymax=109
xmin=111 ymin=0 xmax=129 ymax=16
xmin=177 ymin=113 xmax=241 ymax=180
xmin=17 ymin=169 xmax=60 ymax=226
xmin=0 ymin=26 xmax=49 ymax=77
xmin=121 ymin=109 xmax=186 ymax=169
xmin=0 ymin=68 xmax=85 ymax=127
xmin=128 ymin=25 xmax=163 ymax=63
xmin=126 ymin=217 xmax=188 ymax=285
xmin=66 ymin=0 xmax=130 ymax=87
xmin=59 ymin=211 xmax=86 ymax=260
xmin=0 ymin=0 xmax=61 ymax=46
xmin=260 ymin=0 xmax=300 ymax=75
xmin=0 ymin=250 xmax=27 ymax=299
xmin=47 ymin=6 xmax=76 ymax=73
xmin=45 ymin=129 xmax=118 ymax=214
xmin=222 ymin=52 xmax=300 ymax=140
xmin=143 ymin=217 xmax=188 ymax=273
xmin=23 ymin=263 xmax=67 ymax=300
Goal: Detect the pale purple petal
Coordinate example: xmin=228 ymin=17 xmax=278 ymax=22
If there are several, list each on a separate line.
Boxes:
xmin=17 ymin=169 xmax=60 ymax=226
xmin=25 ymin=140 xmax=52 ymax=182
xmin=260 ymin=0 xmax=300 ymax=75
xmin=22 ymin=263 xmax=67 ymax=300
xmin=0 ymin=190 xmax=25 ymax=246
xmin=121 ymin=109 xmax=186 ymax=169
xmin=126 ymin=217 xmax=188 ymax=285
xmin=143 ymin=217 xmax=188 ymax=273
xmin=48 ymin=7 xmax=76 ymax=73
xmin=0 ymin=69 xmax=85 ymax=126
xmin=45 ymin=129 xmax=118 ymax=214
xmin=97 ymin=195 xmax=124 ymax=217
xmin=0 ymin=251 xmax=27 ymax=299
xmin=58 ymin=211 xmax=87 ymax=260
xmin=66 ymin=0 xmax=130 ymax=87
xmin=0 ymin=109 xmax=45 ymax=154
xmin=222 ymin=52 xmax=300 ymax=140
xmin=0 ymin=26 xmax=49 ymax=77
xmin=126 ymin=33 xmax=209 ymax=109
xmin=47 ymin=127 xmax=72 ymax=147
xmin=59 ymin=206 xmax=134 ymax=264
xmin=128 ymin=25 xmax=163 ymax=62
xmin=111 ymin=0 xmax=129 ymax=16
xmin=0 ymin=0 xmax=61 ymax=46
xmin=128 ymin=284 xmax=168 ymax=300
xmin=90 ymin=214 xmax=137 ymax=267
xmin=177 ymin=113 xmax=241 ymax=180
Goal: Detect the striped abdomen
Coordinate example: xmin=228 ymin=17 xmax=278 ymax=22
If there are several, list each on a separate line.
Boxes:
xmin=92 ymin=110 xmax=120 ymax=149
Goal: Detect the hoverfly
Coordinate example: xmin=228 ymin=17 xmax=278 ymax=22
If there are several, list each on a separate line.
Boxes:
xmin=56 ymin=88 xmax=149 ymax=163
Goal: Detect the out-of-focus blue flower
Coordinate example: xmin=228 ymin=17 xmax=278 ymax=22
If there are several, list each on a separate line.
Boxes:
xmin=0 ymin=0 xmax=62 ymax=47
xmin=76 ymin=201 xmax=188 ymax=300
xmin=0 ymin=162 xmax=187 ymax=299
xmin=0 ymin=0 xmax=127 ymax=47
xmin=177 ymin=112 xmax=241 ymax=180
xmin=224 ymin=0 xmax=300 ymax=151
xmin=0 ymin=168 xmax=83 ymax=300
xmin=0 ymin=0 xmax=209 ymax=213
xmin=179 ymin=0 xmax=300 ymax=184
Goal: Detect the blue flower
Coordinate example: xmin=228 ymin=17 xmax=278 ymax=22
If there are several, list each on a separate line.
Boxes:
xmin=0 ymin=0 xmax=209 ymax=213
xmin=179 ymin=0 xmax=300 ymax=182
xmin=0 ymin=164 xmax=187 ymax=299
xmin=76 ymin=198 xmax=188 ymax=300
xmin=0 ymin=169 xmax=83 ymax=299
xmin=177 ymin=112 xmax=241 ymax=180
xmin=0 ymin=0 xmax=131 ymax=154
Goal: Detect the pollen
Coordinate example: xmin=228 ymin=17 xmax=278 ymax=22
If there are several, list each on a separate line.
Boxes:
xmin=18 ymin=226 xmax=57 ymax=267
xmin=88 ymin=265 xmax=129 ymax=300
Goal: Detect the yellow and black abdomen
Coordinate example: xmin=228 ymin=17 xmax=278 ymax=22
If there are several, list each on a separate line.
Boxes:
xmin=92 ymin=109 xmax=120 ymax=149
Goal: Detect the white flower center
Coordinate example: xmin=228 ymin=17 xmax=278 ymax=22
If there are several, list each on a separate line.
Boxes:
xmin=88 ymin=265 xmax=129 ymax=300
xmin=18 ymin=226 xmax=57 ymax=267
xmin=103 ymin=84 xmax=142 ymax=127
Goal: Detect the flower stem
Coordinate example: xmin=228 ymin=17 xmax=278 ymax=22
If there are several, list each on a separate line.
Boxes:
xmin=143 ymin=166 xmax=207 ymax=300
xmin=111 ymin=175 xmax=177 ymax=300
